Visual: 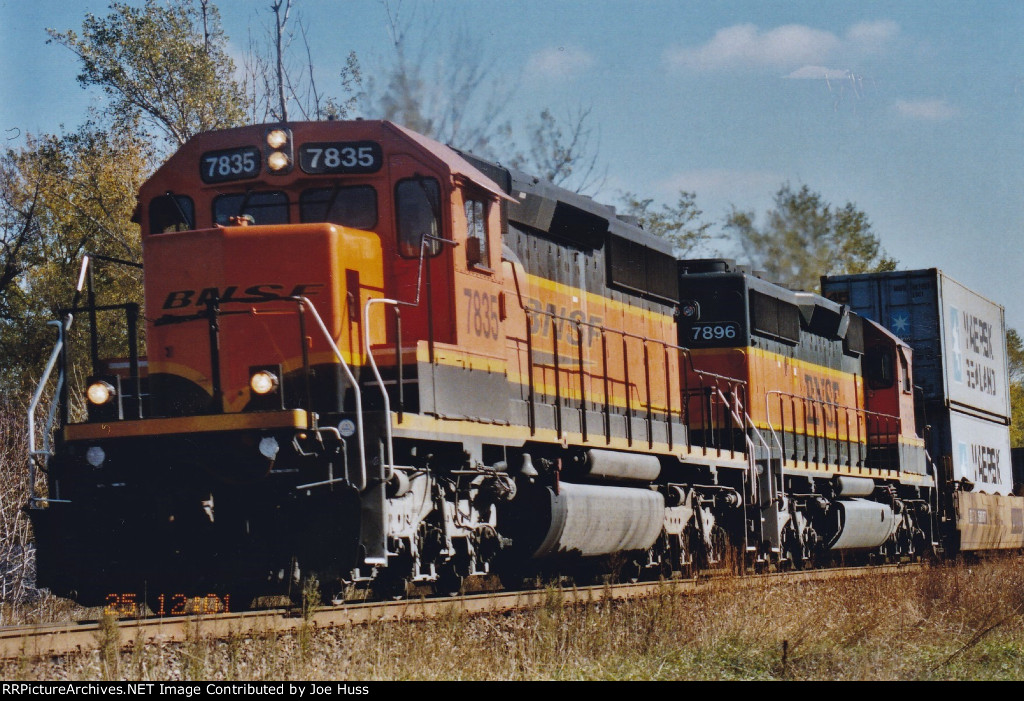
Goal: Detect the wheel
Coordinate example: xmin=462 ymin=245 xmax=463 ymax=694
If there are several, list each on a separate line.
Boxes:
xmin=373 ymin=572 xmax=410 ymax=600
xmin=435 ymin=562 xmax=463 ymax=597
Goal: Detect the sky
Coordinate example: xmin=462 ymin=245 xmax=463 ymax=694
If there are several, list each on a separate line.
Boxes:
xmin=2 ymin=0 xmax=1022 ymax=330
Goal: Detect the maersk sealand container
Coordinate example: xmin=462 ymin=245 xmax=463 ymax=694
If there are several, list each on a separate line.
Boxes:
xmin=821 ymin=269 xmax=1012 ymax=495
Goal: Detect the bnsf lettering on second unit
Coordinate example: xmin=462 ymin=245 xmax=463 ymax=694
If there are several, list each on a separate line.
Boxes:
xmin=524 ymin=298 xmax=603 ymax=347
xmin=162 ymin=284 xmax=324 ymax=309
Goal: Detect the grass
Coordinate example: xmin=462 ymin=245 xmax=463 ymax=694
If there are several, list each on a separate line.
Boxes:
xmin=5 ymin=558 xmax=1024 ymax=680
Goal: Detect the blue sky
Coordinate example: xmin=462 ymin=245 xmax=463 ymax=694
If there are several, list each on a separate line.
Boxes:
xmin=2 ymin=0 xmax=1022 ymax=330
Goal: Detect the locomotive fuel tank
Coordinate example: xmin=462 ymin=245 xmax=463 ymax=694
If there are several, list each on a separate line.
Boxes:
xmin=503 ymin=482 xmax=666 ymax=559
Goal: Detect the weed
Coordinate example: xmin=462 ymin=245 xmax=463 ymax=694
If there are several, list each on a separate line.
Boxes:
xmin=95 ymin=613 xmax=120 ymax=680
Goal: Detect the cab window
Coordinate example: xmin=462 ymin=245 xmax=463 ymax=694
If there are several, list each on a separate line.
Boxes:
xmin=464 ymin=197 xmax=489 ymax=267
xmin=300 ymin=186 xmax=377 ymax=229
xmin=149 ymin=194 xmax=194 ymax=234
xmin=396 ymin=178 xmax=441 ymax=258
xmin=899 ymin=349 xmax=912 ymax=394
xmin=213 ymin=191 xmax=289 ymax=225
xmin=865 ymin=347 xmax=895 ymax=389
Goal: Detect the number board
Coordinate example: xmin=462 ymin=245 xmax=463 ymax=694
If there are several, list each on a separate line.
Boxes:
xmin=200 ymin=146 xmax=261 ymax=183
xmin=299 ymin=141 xmax=382 ymax=174
xmin=688 ymin=321 xmax=742 ymax=344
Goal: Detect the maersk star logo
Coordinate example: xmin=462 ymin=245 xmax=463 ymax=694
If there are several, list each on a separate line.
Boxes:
xmin=891 ymin=313 xmax=910 ymax=336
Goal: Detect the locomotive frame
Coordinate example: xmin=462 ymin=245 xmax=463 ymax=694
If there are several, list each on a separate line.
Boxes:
xmin=25 ymin=120 xmax=1023 ymax=608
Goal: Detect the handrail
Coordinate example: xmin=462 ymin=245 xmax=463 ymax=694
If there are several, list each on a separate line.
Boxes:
xmin=764 ymin=389 xmax=902 ymax=469
xmin=505 ymin=255 xmax=752 ymax=453
xmin=27 ymin=256 xmax=93 ymax=506
xmin=518 ymin=305 xmax=748 ymax=437
xmin=27 ymin=318 xmax=71 ymax=506
xmin=291 ymin=296 xmax=367 ymax=491
xmin=764 ymin=390 xmax=902 ymax=432
xmin=364 ymin=297 xmax=398 ymax=482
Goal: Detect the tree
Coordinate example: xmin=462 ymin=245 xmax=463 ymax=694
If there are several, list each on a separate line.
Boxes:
xmin=241 ymin=1 xmax=361 ymax=124
xmin=1008 ymin=328 xmax=1024 ymax=448
xmin=725 ymin=183 xmax=896 ymax=292
xmin=619 ymin=190 xmax=716 ymax=257
xmin=0 ymin=123 xmax=149 ymax=392
xmin=508 ymin=108 xmax=605 ymax=194
xmin=47 ymin=0 xmax=247 ymax=150
xmin=362 ymin=2 xmax=602 ymax=194
xmin=361 ymin=4 xmax=515 ymax=158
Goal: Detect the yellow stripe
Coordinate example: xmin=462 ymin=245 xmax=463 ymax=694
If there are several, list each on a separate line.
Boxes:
xmin=64 ymin=410 xmax=309 ymax=441
xmin=743 ymin=345 xmax=861 ymax=382
xmin=525 ymin=273 xmax=675 ymax=323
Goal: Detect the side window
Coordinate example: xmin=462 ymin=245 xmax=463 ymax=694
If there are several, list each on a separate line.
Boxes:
xmin=396 ymin=178 xmax=441 ymax=258
xmin=464 ymin=197 xmax=489 ymax=267
xmin=899 ymin=349 xmax=912 ymax=394
xmin=865 ymin=346 xmax=895 ymax=390
xmin=213 ymin=191 xmax=289 ymax=225
xmin=149 ymin=194 xmax=194 ymax=234
xmin=300 ymin=186 xmax=377 ymax=229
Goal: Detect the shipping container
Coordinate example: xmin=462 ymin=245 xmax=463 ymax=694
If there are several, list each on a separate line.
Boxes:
xmin=947 ymin=409 xmax=1013 ymax=494
xmin=822 ymin=269 xmax=1013 ymax=495
xmin=822 ymin=269 xmax=1010 ymax=422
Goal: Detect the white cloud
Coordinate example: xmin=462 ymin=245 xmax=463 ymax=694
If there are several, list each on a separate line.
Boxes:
xmin=526 ymin=46 xmax=595 ymax=79
xmin=894 ymin=99 xmax=958 ymax=121
xmin=666 ymin=20 xmax=899 ymax=72
xmin=785 ymin=65 xmax=854 ymax=80
xmin=665 ymin=23 xmax=839 ymax=70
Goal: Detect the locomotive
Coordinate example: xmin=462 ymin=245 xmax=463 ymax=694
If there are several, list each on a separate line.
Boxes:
xmin=25 ymin=120 xmax=1022 ymax=608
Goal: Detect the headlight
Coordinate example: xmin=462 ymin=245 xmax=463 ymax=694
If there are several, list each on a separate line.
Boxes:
xmin=267 ymin=151 xmax=290 ymax=171
xmin=266 ymin=129 xmax=288 ymax=149
xmin=86 ymin=381 xmax=116 ymax=405
xmin=250 ymin=370 xmax=279 ymax=395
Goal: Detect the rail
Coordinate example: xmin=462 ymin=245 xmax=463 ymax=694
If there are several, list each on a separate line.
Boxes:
xmin=361 ymin=234 xmax=451 ymax=481
xmin=0 ymin=564 xmax=921 ymax=661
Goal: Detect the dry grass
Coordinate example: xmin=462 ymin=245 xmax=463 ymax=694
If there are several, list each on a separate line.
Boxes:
xmin=5 ymin=559 xmax=1024 ymax=680
xmin=0 ymin=399 xmax=90 ymax=627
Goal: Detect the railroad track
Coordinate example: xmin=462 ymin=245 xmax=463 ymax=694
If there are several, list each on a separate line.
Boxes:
xmin=0 ymin=563 xmax=921 ymax=660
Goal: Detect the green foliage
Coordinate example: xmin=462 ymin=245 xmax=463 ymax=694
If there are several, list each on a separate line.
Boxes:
xmin=5 ymin=0 xmax=256 ymax=390
xmin=47 ymin=0 xmax=247 ymax=149
xmin=0 ymin=124 xmax=149 ymax=392
xmin=619 ymin=190 xmax=715 ymax=257
xmin=725 ymin=183 xmax=896 ymax=292
xmin=1008 ymin=329 xmax=1024 ymax=448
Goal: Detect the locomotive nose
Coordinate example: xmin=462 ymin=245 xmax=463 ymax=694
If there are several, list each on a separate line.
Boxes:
xmin=144 ymin=222 xmax=383 ymax=416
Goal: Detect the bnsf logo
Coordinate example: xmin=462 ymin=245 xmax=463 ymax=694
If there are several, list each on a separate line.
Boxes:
xmin=162 ymin=284 xmax=324 ymax=309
